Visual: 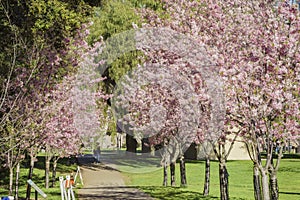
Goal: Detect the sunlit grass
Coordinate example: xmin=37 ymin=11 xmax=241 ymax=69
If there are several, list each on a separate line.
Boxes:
xmin=1 ymin=155 xmax=299 ymax=200
xmin=124 ymin=159 xmax=300 ymax=200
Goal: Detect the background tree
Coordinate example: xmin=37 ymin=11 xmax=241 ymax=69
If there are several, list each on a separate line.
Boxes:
xmin=84 ymin=0 xmax=165 ymax=153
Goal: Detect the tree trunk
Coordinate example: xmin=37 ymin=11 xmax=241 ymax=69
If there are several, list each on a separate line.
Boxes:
xmin=9 ymin=166 xmax=13 ymax=196
xmin=261 ymin=172 xmax=270 ymax=200
xmin=170 ymin=162 xmax=176 ymax=186
xmin=15 ymin=162 xmax=20 ymax=200
xmin=219 ymin=162 xmax=229 ymax=200
xmin=203 ymin=156 xmax=210 ymax=196
xmin=253 ymin=165 xmax=262 ymax=200
xmin=268 ymin=146 xmax=283 ymax=200
xmin=45 ymin=156 xmax=51 ymax=189
xmin=142 ymin=138 xmax=151 ymax=153
xmin=8 ymin=135 xmax=13 ymax=196
xmin=7 ymin=146 xmax=14 ymax=196
xmin=179 ymin=156 xmax=187 ymax=187
xmin=126 ymin=134 xmax=137 ymax=153
xmin=26 ymin=157 xmax=35 ymax=200
xmin=163 ymin=164 xmax=168 ymax=186
xmin=269 ymin=172 xmax=279 ymax=200
xmin=51 ymin=158 xmax=58 ymax=188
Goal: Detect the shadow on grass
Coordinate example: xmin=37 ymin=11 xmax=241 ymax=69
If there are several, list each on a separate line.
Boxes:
xmin=137 ymin=186 xmax=218 ymax=200
xmin=79 ymin=162 xmax=122 ymax=172
xmin=279 ymin=191 xmax=300 ymax=196
xmin=0 ymin=169 xmax=29 ymax=190
xmin=21 ymin=156 xmax=77 ymax=173
xmin=0 ymin=169 xmax=10 ymax=188
xmin=137 ymin=186 xmax=249 ymax=200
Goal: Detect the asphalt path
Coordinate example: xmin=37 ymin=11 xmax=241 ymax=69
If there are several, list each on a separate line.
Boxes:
xmin=77 ymin=155 xmax=154 ymax=200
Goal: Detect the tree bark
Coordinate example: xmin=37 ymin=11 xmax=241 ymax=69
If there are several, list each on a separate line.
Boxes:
xmin=268 ymin=148 xmax=283 ymax=200
xmin=203 ymin=156 xmax=210 ymax=196
xmin=7 ymin=146 xmax=13 ymax=196
xmin=219 ymin=162 xmax=229 ymax=200
xmin=15 ymin=162 xmax=20 ymax=200
xmin=170 ymin=162 xmax=176 ymax=186
xmin=261 ymin=171 xmax=270 ymax=200
xmin=51 ymin=158 xmax=58 ymax=188
xmin=9 ymin=166 xmax=13 ymax=196
xmin=126 ymin=134 xmax=137 ymax=153
xmin=26 ymin=156 xmax=35 ymax=200
xmin=163 ymin=164 xmax=168 ymax=186
xmin=142 ymin=138 xmax=151 ymax=153
xmin=179 ymin=156 xmax=187 ymax=187
xmin=253 ymin=165 xmax=262 ymax=200
xmin=45 ymin=156 xmax=51 ymax=189
xmin=269 ymin=172 xmax=279 ymax=200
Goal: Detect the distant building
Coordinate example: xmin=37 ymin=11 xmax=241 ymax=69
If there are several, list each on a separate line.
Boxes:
xmin=184 ymin=138 xmax=250 ymax=161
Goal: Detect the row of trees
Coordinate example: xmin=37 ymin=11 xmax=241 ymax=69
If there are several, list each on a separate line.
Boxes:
xmin=0 ymin=1 xmax=299 ymax=200
xmin=0 ymin=0 xmax=159 ymax=198
xmin=73 ymin=1 xmax=300 ymax=200
xmin=90 ymin=1 xmax=299 ymax=200
xmin=0 ymin=0 xmax=105 ymax=199
xmin=95 ymin=1 xmax=299 ymax=200
xmin=132 ymin=1 xmax=300 ymax=200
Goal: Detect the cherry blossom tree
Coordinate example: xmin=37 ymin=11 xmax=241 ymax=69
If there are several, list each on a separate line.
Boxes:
xmin=109 ymin=25 xmax=221 ymax=187
xmin=0 ymin=1 xmax=97 ymax=199
xmin=39 ymin=27 xmax=111 ymax=189
xmin=41 ymin=75 xmax=79 ymax=188
xmin=72 ymin=38 xmax=112 ymax=152
xmin=220 ymin=2 xmax=300 ymax=199
xmin=138 ymin=1 xmax=300 ymax=200
xmin=137 ymin=2 xmax=229 ymax=197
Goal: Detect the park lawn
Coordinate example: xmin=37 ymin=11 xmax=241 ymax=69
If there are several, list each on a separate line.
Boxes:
xmin=0 ymin=157 xmax=78 ymax=200
xmin=123 ymin=159 xmax=300 ymax=200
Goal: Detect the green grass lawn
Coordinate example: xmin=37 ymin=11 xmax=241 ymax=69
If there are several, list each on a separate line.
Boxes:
xmin=1 ymin=155 xmax=299 ymax=200
xmin=0 ymin=157 xmax=78 ymax=200
xmin=123 ymin=159 xmax=300 ymax=200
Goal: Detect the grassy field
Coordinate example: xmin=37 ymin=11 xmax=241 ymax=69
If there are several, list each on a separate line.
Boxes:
xmin=0 ymin=157 xmax=78 ymax=200
xmin=123 ymin=159 xmax=300 ymax=200
xmin=1 ymin=155 xmax=299 ymax=200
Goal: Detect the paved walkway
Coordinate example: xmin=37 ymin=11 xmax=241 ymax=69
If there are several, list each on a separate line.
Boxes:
xmin=77 ymin=162 xmax=154 ymax=200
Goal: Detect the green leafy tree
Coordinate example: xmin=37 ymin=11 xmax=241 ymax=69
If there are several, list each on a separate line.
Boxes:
xmin=88 ymin=0 xmax=164 ymax=91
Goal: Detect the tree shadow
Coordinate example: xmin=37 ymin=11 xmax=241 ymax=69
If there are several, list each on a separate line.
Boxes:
xmin=136 ymin=186 xmax=219 ymax=200
xmin=279 ymin=191 xmax=300 ymax=195
xmin=78 ymin=186 xmax=153 ymax=200
xmin=79 ymin=163 xmax=121 ymax=172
